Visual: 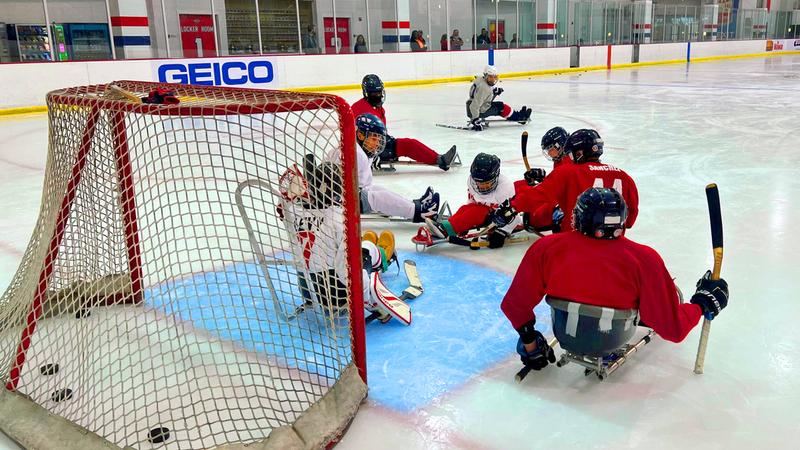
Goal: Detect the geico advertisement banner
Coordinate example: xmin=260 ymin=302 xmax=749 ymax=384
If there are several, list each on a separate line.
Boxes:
xmin=153 ymin=57 xmax=278 ymax=87
xmin=766 ymin=39 xmax=800 ymax=51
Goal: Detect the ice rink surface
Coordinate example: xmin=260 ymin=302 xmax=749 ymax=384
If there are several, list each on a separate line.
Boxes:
xmin=1 ymin=55 xmax=799 ymax=449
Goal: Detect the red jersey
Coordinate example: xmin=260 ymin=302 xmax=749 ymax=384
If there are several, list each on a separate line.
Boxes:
xmin=351 ymin=98 xmax=387 ymax=125
xmin=553 ymin=155 xmax=573 ymax=169
xmin=511 ymin=161 xmax=638 ymax=231
xmin=501 ymin=231 xmax=702 ymax=343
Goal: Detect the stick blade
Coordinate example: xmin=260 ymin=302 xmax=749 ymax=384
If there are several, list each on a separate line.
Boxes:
xmin=705 ymin=183 xmax=723 ymax=249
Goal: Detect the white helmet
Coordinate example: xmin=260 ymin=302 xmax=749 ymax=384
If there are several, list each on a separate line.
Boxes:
xmin=483 ymin=65 xmax=498 ymax=77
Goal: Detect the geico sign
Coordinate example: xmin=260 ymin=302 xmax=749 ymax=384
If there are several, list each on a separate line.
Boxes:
xmin=157 ymin=60 xmax=274 ymax=85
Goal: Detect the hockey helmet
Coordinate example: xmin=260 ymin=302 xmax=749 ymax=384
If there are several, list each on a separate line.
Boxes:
xmin=565 ymin=129 xmax=604 ymax=163
xmin=572 ymin=187 xmax=627 ymax=239
xmin=469 ymin=152 xmax=501 ymax=194
xmin=355 ymin=113 xmax=388 ymax=156
xmin=541 ymin=126 xmax=570 ymax=161
xmin=307 ymin=162 xmax=343 ymax=208
xmin=361 ymin=74 xmax=386 ymax=107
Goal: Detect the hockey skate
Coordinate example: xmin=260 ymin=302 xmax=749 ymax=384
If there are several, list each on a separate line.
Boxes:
xmin=507 ymin=106 xmax=532 ymax=125
xmin=412 ymin=187 xmax=441 ymax=223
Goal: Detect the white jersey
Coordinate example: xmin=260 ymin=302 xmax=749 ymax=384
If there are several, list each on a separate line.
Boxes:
xmin=467 ymin=173 xmax=515 ymax=207
xmin=280 ymin=201 xmax=347 ymax=282
xmin=327 ymin=145 xmax=374 ymax=188
xmin=466 ymin=76 xmax=497 ymax=119
xmin=467 ymin=174 xmax=522 ymax=233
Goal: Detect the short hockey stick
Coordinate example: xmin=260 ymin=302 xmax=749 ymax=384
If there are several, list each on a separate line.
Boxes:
xmin=521 ymin=131 xmax=531 ymax=171
xmin=694 ymin=183 xmax=723 ymax=374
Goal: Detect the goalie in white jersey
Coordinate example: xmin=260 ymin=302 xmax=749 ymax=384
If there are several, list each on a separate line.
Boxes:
xmin=279 ymin=158 xmax=414 ymax=324
xmin=328 ymin=113 xmax=441 ymax=222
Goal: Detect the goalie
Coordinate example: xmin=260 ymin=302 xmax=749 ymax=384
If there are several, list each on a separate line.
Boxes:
xmin=278 ymin=159 xmax=415 ymax=324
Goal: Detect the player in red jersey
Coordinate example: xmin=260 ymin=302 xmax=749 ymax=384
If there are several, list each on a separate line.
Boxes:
xmin=352 ymin=74 xmax=458 ymax=170
xmin=493 ymin=128 xmax=639 ymax=233
xmin=501 ymin=187 xmax=730 ymax=371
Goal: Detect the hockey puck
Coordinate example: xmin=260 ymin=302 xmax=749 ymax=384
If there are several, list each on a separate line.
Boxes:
xmin=51 ymin=388 xmax=73 ymax=402
xmin=148 ymin=427 xmax=171 ymax=444
xmin=39 ymin=363 xmax=59 ymax=376
xmin=75 ymin=308 xmax=91 ymax=319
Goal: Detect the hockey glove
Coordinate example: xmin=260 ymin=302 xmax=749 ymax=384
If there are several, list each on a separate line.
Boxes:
xmin=552 ymin=206 xmax=565 ymax=225
xmin=142 ymin=88 xmax=179 ymax=104
xmin=491 ymin=199 xmax=518 ymax=228
xmin=493 ymin=87 xmax=504 ymax=97
xmin=516 ymin=332 xmax=556 ymax=371
xmin=690 ymin=270 xmax=729 ymax=320
xmin=523 ymin=168 xmax=547 ymax=185
xmin=487 ymin=228 xmax=510 ymax=249
xmin=470 ymin=118 xmax=487 ymax=131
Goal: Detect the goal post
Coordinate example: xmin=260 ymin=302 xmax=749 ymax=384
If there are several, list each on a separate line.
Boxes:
xmin=0 ymin=81 xmax=366 ymax=449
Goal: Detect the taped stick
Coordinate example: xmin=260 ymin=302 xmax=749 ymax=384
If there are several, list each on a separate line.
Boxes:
xmin=694 ymin=183 xmax=723 ymax=374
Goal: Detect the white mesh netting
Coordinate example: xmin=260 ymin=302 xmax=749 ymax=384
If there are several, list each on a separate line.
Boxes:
xmin=0 ymin=81 xmax=366 ymax=450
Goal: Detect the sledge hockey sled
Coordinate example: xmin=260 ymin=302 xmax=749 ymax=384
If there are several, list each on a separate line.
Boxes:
xmin=362 ymin=200 xmax=453 ymax=223
xmin=547 ymin=297 xmax=654 ymax=380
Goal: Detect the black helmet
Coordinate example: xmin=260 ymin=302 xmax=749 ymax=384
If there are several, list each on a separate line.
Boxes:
xmin=361 ymin=74 xmax=385 ymax=107
xmin=565 ymin=129 xmax=604 ymax=163
xmin=541 ymin=127 xmax=569 ymax=161
xmin=469 ymin=153 xmax=501 ymax=194
xmin=307 ymin=162 xmax=343 ymax=209
xmin=572 ymin=187 xmax=627 ymax=239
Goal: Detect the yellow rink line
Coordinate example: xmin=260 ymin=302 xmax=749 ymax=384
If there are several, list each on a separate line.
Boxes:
xmin=1 ymin=50 xmax=798 ymax=118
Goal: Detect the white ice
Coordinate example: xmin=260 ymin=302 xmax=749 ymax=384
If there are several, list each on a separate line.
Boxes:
xmin=1 ymin=55 xmax=799 ymax=449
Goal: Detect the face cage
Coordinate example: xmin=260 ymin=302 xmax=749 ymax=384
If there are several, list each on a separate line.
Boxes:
xmin=542 ymin=144 xmax=565 ymax=161
xmin=470 ymin=176 xmax=499 ymax=194
xmin=359 ymin=131 xmax=387 ymax=156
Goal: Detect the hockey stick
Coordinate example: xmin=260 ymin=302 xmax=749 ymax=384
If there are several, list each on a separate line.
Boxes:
xmin=521 ymin=131 xmax=531 ymax=171
xmin=515 ymin=338 xmax=558 ymax=383
xmin=694 ymin=183 xmax=723 ymax=374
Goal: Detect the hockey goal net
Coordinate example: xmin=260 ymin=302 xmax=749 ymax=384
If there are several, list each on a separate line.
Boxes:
xmin=0 ymin=81 xmax=366 ymax=449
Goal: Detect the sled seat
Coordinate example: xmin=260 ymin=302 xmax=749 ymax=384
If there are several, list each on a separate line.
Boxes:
xmin=546 ymin=297 xmax=639 ymax=357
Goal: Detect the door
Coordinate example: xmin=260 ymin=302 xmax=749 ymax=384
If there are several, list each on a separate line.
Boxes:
xmin=323 ymin=17 xmax=350 ymax=54
xmin=179 ymin=14 xmax=216 ymax=58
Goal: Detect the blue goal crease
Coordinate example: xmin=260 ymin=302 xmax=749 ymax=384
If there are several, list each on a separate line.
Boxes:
xmin=142 ymin=252 xmax=550 ymax=412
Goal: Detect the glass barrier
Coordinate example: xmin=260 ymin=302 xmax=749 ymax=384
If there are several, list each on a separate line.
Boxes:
xmin=0 ymin=0 xmax=796 ymax=63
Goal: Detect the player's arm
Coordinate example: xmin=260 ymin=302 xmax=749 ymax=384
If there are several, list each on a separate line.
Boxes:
xmin=500 ymin=239 xmax=548 ymax=329
xmin=467 ymin=81 xmax=482 ymax=119
xmin=509 ymin=168 xmax=562 ymax=214
xmin=636 ymin=247 xmax=705 ymax=343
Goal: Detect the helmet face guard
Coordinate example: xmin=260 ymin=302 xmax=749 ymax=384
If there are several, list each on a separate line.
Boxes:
xmin=357 ymin=129 xmax=386 ymax=155
xmin=470 ymin=177 xmax=499 ymax=194
xmin=542 ymin=143 xmax=565 ymax=161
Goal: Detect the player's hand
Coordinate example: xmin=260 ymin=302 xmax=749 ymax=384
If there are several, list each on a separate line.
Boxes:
xmin=523 ymin=167 xmax=546 ymax=185
xmin=690 ymin=270 xmax=729 ymax=320
xmin=552 ymin=206 xmax=564 ymax=225
xmin=493 ymin=87 xmax=504 ymax=96
xmin=516 ymin=332 xmax=556 ymax=371
xmin=491 ymin=199 xmax=517 ymax=228
xmin=470 ymin=118 xmax=486 ymax=131
xmin=487 ymin=228 xmax=509 ymax=249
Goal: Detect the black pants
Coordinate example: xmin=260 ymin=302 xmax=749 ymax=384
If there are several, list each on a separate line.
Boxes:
xmin=467 ymin=101 xmax=505 ymax=120
xmin=297 ymin=270 xmax=349 ymax=310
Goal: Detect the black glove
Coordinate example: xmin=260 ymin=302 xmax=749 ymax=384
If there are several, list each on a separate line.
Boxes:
xmin=493 ymin=87 xmax=504 ymax=96
xmin=470 ymin=118 xmax=486 ymax=131
xmin=516 ymin=331 xmax=556 ymax=371
xmin=523 ymin=168 xmax=547 ymax=185
xmin=491 ymin=199 xmax=518 ymax=228
xmin=487 ymin=228 xmax=510 ymax=249
xmin=690 ymin=270 xmax=729 ymax=320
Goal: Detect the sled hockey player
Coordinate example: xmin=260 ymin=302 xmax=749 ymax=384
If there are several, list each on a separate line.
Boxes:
xmin=500 ymin=187 xmax=729 ymax=373
xmin=278 ymin=160 xmax=416 ymax=325
xmin=522 ymin=126 xmax=574 ymax=186
xmin=423 ymin=153 xmax=562 ymax=249
xmin=330 ymin=113 xmax=442 ymax=222
xmin=466 ymin=65 xmax=532 ymax=131
xmin=493 ymin=128 xmax=639 ymax=233
xmin=352 ymin=74 xmax=459 ymax=170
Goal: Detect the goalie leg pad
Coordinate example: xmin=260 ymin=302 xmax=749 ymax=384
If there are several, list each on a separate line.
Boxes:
xmin=369 ymin=272 xmax=411 ymax=325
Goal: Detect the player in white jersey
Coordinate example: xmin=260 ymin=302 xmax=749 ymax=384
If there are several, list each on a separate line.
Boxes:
xmin=425 ymin=153 xmax=526 ymax=248
xmin=278 ymin=159 xmax=412 ymax=324
xmin=466 ymin=65 xmax=532 ymax=131
xmin=328 ymin=113 xmax=441 ymax=222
